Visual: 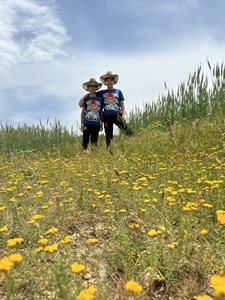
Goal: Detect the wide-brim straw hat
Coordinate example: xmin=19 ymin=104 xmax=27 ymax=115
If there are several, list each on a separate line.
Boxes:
xmin=100 ymin=71 xmax=119 ymax=85
xmin=82 ymin=78 xmax=102 ymax=91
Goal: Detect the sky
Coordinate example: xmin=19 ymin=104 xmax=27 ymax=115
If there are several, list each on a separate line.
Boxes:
xmin=1 ymin=0 xmax=225 ymax=132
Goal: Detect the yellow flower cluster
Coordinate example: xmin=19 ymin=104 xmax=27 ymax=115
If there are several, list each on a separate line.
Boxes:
xmin=7 ymin=238 xmax=24 ymax=247
xmin=216 ymin=210 xmax=225 ymax=225
xmin=210 ymin=274 xmax=225 ymax=296
xmin=147 ymin=229 xmax=162 ymax=237
xmin=0 ymin=226 xmax=9 ymax=232
xmin=71 ymin=263 xmax=86 ymax=273
xmin=76 ymin=286 xmax=97 ymax=300
xmin=0 ymin=253 xmax=23 ymax=272
xmin=61 ymin=235 xmax=72 ymax=244
xmin=125 ymin=280 xmax=143 ymax=294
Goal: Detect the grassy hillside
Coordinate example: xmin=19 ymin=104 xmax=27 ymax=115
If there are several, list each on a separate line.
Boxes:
xmin=0 ymin=116 xmax=225 ymax=300
xmin=0 ymin=62 xmax=225 ymax=299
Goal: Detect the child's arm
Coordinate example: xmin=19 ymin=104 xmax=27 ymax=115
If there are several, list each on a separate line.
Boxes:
xmin=80 ymin=107 xmax=85 ymax=132
xmin=120 ymin=101 xmax=126 ymax=121
xmin=79 ymin=94 xmax=89 ymax=107
xmin=100 ymin=110 xmax=103 ymax=131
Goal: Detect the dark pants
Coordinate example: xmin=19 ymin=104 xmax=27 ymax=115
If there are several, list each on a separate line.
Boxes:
xmin=82 ymin=125 xmax=100 ymax=149
xmin=104 ymin=114 xmax=133 ymax=147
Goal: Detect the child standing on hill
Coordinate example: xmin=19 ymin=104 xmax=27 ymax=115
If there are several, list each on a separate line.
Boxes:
xmin=80 ymin=78 xmax=103 ymax=151
xmin=99 ymin=71 xmax=133 ymax=147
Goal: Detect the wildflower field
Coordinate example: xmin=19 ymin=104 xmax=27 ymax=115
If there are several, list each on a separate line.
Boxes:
xmin=0 ymin=63 xmax=225 ymax=299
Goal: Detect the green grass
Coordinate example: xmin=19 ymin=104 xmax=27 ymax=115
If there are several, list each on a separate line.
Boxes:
xmin=0 ymin=62 xmax=225 ymax=299
xmin=128 ymin=61 xmax=225 ymax=132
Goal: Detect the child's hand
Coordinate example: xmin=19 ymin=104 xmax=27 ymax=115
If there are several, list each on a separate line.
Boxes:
xmin=100 ymin=124 xmax=103 ymax=131
xmin=80 ymin=125 xmax=84 ymax=132
xmin=121 ymin=114 xmax=126 ymax=121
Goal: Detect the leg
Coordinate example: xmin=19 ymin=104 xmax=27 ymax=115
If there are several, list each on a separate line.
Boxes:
xmin=104 ymin=116 xmax=114 ymax=147
xmin=82 ymin=125 xmax=91 ymax=149
xmin=91 ymin=126 xmax=100 ymax=146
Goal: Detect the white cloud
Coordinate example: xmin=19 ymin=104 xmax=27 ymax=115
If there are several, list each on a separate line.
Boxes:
xmin=0 ymin=0 xmax=68 ymax=73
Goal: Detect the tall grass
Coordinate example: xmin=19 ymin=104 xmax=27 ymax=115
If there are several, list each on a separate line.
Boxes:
xmin=0 ymin=120 xmax=80 ymax=155
xmin=129 ymin=61 xmax=225 ymax=131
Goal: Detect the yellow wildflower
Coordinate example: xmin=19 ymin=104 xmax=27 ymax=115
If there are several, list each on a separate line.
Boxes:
xmin=59 ymin=181 xmax=67 ymax=187
xmin=216 ymin=210 xmax=225 ymax=225
xmin=125 ymin=280 xmax=143 ymax=294
xmin=71 ymin=263 xmax=86 ymax=273
xmin=7 ymin=238 xmax=24 ymax=247
xmin=0 ymin=226 xmax=9 ymax=232
xmin=200 ymin=229 xmax=208 ymax=235
xmin=35 ymin=247 xmax=43 ymax=253
xmin=128 ymin=223 xmax=140 ymax=230
xmin=41 ymin=205 xmax=49 ymax=209
xmin=45 ymin=228 xmax=59 ymax=235
xmin=140 ymin=208 xmax=147 ymax=212
xmin=0 ymin=257 xmax=14 ymax=272
xmin=33 ymin=191 xmax=44 ymax=198
xmin=147 ymin=229 xmax=162 ymax=237
xmin=44 ymin=243 xmax=58 ymax=253
xmin=32 ymin=214 xmax=44 ymax=221
xmin=210 ymin=274 xmax=225 ymax=296
xmin=38 ymin=238 xmax=48 ymax=245
xmin=76 ymin=286 xmax=97 ymax=300
xmin=8 ymin=253 xmax=23 ymax=264
xmin=202 ymin=203 xmax=213 ymax=208
xmin=167 ymin=243 xmax=176 ymax=249
xmin=88 ymin=238 xmax=98 ymax=244
xmin=196 ymin=295 xmax=213 ymax=300
xmin=61 ymin=236 xmax=72 ymax=244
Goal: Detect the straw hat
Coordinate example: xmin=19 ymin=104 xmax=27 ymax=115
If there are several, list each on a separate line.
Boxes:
xmin=82 ymin=78 xmax=102 ymax=91
xmin=100 ymin=71 xmax=119 ymax=85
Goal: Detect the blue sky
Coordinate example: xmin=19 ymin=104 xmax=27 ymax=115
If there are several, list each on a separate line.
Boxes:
xmin=1 ymin=0 xmax=225 ymax=131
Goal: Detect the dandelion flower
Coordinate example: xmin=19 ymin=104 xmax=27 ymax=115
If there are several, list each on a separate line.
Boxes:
xmin=196 ymin=295 xmax=213 ymax=300
xmin=45 ymin=228 xmax=59 ymax=235
xmin=125 ymin=280 xmax=143 ymax=294
xmin=210 ymin=274 xmax=225 ymax=296
xmin=38 ymin=238 xmax=48 ymax=245
xmin=71 ymin=263 xmax=86 ymax=273
xmin=8 ymin=253 xmax=23 ymax=264
xmin=147 ymin=229 xmax=162 ymax=237
xmin=200 ymin=229 xmax=208 ymax=235
xmin=0 ymin=226 xmax=9 ymax=232
xmin=76 ymin=286 xmax=97 ymax=300
xmin=0 ymin=257 xmax=14 ymax=272
xmin=61 ymin=236 xmax=72 ymax=244
xmin=128 ymin=223 xmax=140 ymax=230
xmin=7 ymin=238 xmax=24 ymax=247
xmin=88 ymin=238 xmax=98 ymax=244
xmin=167 ymin=243 xmax=176 ymax=249
xmin=33 ymin=191 xmax=44 ymax=198
xmin=216 ymin=210 xmax=225 ymax=225
xmin=44 ymin=243 xmax=58 ymax=253
xmin=32 ymin=214 xmax=44 ymax=221
xmin=35 ymin=247 xmax=43 ymax=253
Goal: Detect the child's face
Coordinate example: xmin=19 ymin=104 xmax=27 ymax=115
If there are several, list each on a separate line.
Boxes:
xmin=87 ymin=85 xmax=97 ymax=93
xmin=105 ymin=77 xmax=115 ymax=88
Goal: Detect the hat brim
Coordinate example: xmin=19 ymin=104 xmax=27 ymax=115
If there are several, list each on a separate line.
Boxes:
xmin=100 ymin=74 xmax=119 ymax=85
xmin=82 ymin=82 xmax=102 ymax=91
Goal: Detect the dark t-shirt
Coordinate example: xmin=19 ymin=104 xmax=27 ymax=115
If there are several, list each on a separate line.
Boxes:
xmin=83 ymin=96 xmax=103 ymax=126
xmin=97 ymin=89 xmax=124 ymax=116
